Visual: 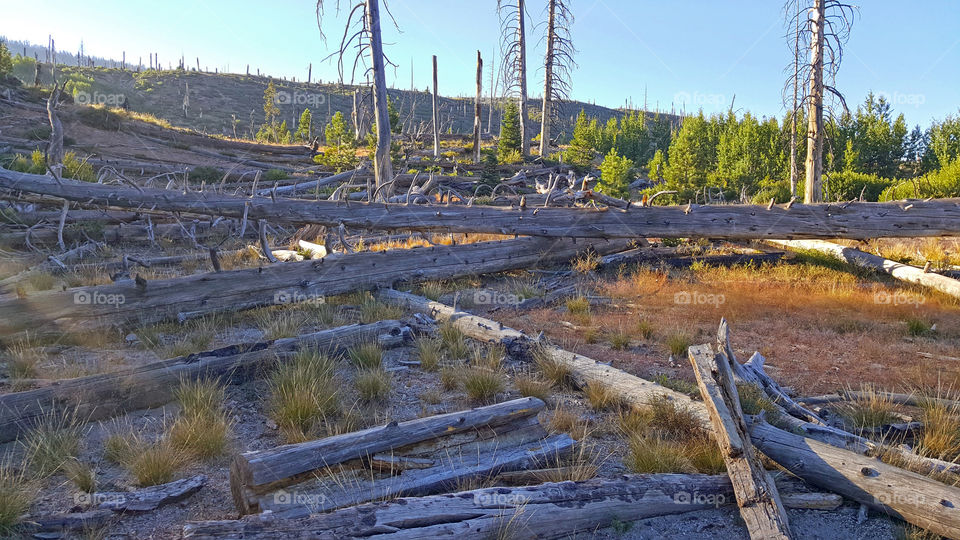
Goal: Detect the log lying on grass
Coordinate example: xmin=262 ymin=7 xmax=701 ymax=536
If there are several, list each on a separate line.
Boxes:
xmin=0 ymin=236 xmax=627 ymax=336
xmin=769 ymin=239 xmax=960 ymax=301
xmin=187 ymin=474 xmax=839 ymax=539
xmin=5 ymin=168 xmax=960 ymax=239
xmin=749 ymin=418 xmax=960 ymax=539
xmin=229 ymin=397 xmax=548 ymax=514
xmin=376 ymin=289 xmax=709 ymax=423
xmin=688 ymin=344 xmax=791 ymax=539
xmin=0 ymin=320 xmax=406 ymax=444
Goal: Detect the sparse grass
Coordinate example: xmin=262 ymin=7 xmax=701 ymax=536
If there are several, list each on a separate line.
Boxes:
xmin=174 ymin=378 xmax=226 ymax=418
xmin=685 ymin=436 xmax=727 ymax=474
xmin=25 ymin=271 xmax=56 ymax=291
xmin=23 ymin=408 xmax=84 ymax=477
xmin=439 ymin=323 xmax=470 ymax=359
xmin=420 ymin=281 xmax=446 ymax=301
xmin=358 ymin=298 xmax=404 ymax=324
xmin=906 ymin=316 xmax=935 ymax=337
xmin=509 ymin=277 xmax=542 ymax=300
xmin=838 ymin=385 xmax=902 ymax=430
xmin=103 ymin=428 xmax=144 ymax=465
xmin=348 ymin=342 xmax=383 ymax=370
xmin=607 ymin=327 xmax=631 ymax=350
xmin=0 ymin=459 xmax=35 ymax=536
xmin=440 ymin=365 xmax=461 ymax=390
xmin=737 ymin=383 xmax=782 ymax=426
xmin=268 ymin=348 xmax=340 ymax=441
xmin=355 ymin=369 xmax=392 ymax=402
xmin=565 ymin=296 xmax=590 ymax=316
xmin=533 ymin=443 xmax=599 ymax=482
xmin=895 ymin=523 xmax=944 ymax=540
xmin=416 ymin=338 xmax=443 ymax=371
xmin=63 ymin=458 xmax=96 ymax=493
xmin=471 ymin=343 xmax=504 ymax=371
xmin=532 ymin=345 xmax=572 ymax=389
xmin=665 ymin=331 xmax=692 ymax=358
xmin=584 ymin=382 xmax=622 ymax=411
xmin=624 ymin=435 xmax=697 ymax=474
xmin=3 ymin=342 xmax=41 ymax=380
xmin=572 ymin=250 xmax=600 ymax=274
xmin=546 ymin=403 xmax=589 ymax=440
xmin=652 ymin=373 xmax=700 ymax=398
xmin=514 ymin=373 xmax=552 ymax=401
xmin=463 ymin=368 xmax=505 ymax=403
xmin=635 ymin=320 xmax=655 ymax=340
xmin=421 ymin=389 xmax=443 ymax=405
xmin=168 ymin=410 xmax=231 ymax=460
xmin=916 ymin=392 xmax=960 ymax=460
xmin=253 ymin=307 xmax=307 ymax=340
xmin=128 ymin=440 xmax=184 ymax=487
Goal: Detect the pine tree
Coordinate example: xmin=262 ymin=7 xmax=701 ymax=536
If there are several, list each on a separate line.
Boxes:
xmin=294 ymin=108 xmax=313 ymax=142
xmin=498 ymin=101 xmax=522 ymax=162
xmin=563 ymin=110 xmax=596 ymax=171
xmin=325 ymin=111 xmax=354 ymax=148
xmin=0 ymin=40 xmax=12 ymax=78
xmin=387 ymin=97 xmax=401 ymax=134
xmin=646 ymin=149 xmax=666 ymax=183
xmin=597 ymin=148 xmax=633 ymax=199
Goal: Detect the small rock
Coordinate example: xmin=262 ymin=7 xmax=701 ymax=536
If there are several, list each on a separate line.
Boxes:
xmin=125 ymin=333 xmax=140 ymax=344
xmin=265 ymin=419 xmax=278 ymax=430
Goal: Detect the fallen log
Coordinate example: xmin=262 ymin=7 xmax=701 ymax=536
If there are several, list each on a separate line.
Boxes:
xmin=0 ymin=320 xmax=406 ymax=444
xmin=94 ymin=474 xmax=207 ymax=512
xmin=375 ymin=289 xmax=709 ymax=422
xmin=229 ymin=397 xmax=547 ymax=514
xmin=0 ymin=236 xmax=626 ymax=336
xmin=5 ymin=169 xmax=960 ymax=239
xmin=185 ymin=474 xmax=839 ymax=539
xmin=255 ymin=167 xmax=367 ymax=196
xmin=749 ymin=418 xmax=960 ymax=539
xmin=257 ymin=433 xmax=575 ymax=518
xmin=769 ymin=239 xmax=960 ymax=301
xmin=688 ymin=344 xmax=791 ymax=539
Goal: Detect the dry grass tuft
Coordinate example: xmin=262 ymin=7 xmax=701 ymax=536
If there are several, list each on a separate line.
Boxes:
xmin=463 ymin=368 xmax=505 ymax=404
xmin=439 ymin=323 xmax=470 ymax=359
xmin=624 ymin=435 xmax=697 ymax=474
xmin=3 ymin=341 xmax=41 ymax=381
xmin=665 ymin=331 xmax=692 ymax=358
xmin=471 ymin=343 xmax=505 ymax=371
xmin=606 ymin=327 xmax=631 ymax=350
xmin=63 ymin=458 xmax=96 ymax=493
xmin=532 ymin=443 xmax=600 ymax=482
xmin=565 ymin=296 xmax=590 ymax=316
xmin=0 ymin=459 xmax=35 ymax=536
xmin=440 ymin=365 xmax=461 ymax=391
xmin=584 ymin=382 xmax=623 ymax=411
xmin=348 ymin=342 xmax=383 ymax=370
xmin=916 ymin=391 xmax=960 ymax=460
xmin=253 ymin=307 xmax=307 ymax=340
xmin=514 ymin=373 xmax=552 ymax=401
xmin=532 ymin=346 xmax=572 ymax=389
xmin=268 ymin=348 xmax=340 ymax=441
xmin=129 ymin=440 xmax=185 ymax=487
xmin=838 ymin=384 xmax=902 ymax=430
xmin=572 ymin=251 xmax=600 ymax=274
xmin=635 ymin=320 xmax=655 ymax=340
xmin=737 ymin=383 xmax=782 ymax=426
xmin=359 ymin=298 xmax=404 ymax=324
xmin=619 ymin=395 xmax=723 ymax=474
xmin=546 ymin=403 xmax=589 ymax=440
xmin=355 ymin=369 xmax=392 ymax=402
xmin=415 ymin=338 xmax=443 ymax=371
xmin=23 ymin=407 xmax=84 ymax=477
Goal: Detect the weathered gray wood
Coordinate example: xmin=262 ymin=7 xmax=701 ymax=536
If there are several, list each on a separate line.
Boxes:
xmin=0 ymin=236 xmax=627 ymax=336
xmin=184 ymin=474 xmax=835 ymax=539
xmin=376 ymin=289 xmax=710 ymax=423
xmin=24 ymin=510 xmax=114 ymax=533
xmin=230 ymin=397 xmax=547 ymax=514
xmin=769 ymin=239 xmax=960 ymax=301
xmin=5 ymin=169 xmax=960 ymax=239
xmin=96 ymin=474 xmax=207 ymax=512
xmin=254 ymin=167 xmax=367 ymax=196
xmin=189 ymin=474 xmax=734 ymax=539
xmin=749 ymin=418 xmax=960 ymax=539
xmin=257 ymin=433 xmax=575 ymax=519
xmin=0 ymin=320 xmax=405 ymax=444
xmin=688 ymin=344 xmax=792 ymax=539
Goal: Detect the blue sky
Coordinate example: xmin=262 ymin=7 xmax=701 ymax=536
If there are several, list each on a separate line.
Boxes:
xmin=3 ymin=0 xmax=959 ymax=127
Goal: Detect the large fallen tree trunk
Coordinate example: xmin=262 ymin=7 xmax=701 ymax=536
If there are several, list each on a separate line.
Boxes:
xmin=230 ymin=397 xmax=547 ymax=514
xmin=376 ymin=289 xmax=709 ymax=422
xmin=0 ymin=320 xmax=406 ymax=444
xmin=4 ymin=169 xmax=960 ymax=239
xmin=254 ymin=167 xmax=367 ymax=196
xmin=769 ymin=239 xmax=960 ymax=301
xmin=0 ymin=236 xmax=626 ymax=336
xmin=185 ymin=474 xmax=835 ymax=539
xmin=749 ymin=418 xmax=960 ymax=539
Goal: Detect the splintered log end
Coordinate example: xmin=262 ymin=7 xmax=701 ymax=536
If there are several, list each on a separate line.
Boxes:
xmin=229 ymin=456 xmax=258 ymax=515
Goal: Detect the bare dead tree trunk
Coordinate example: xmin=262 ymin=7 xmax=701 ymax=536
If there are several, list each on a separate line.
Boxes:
xmin=352 ymin=89 xmax=361 ymax=140
xmin=804 ymin=0 xmax=825 ymax=203
xmin=789 ymin=0 xmax=800 ymax=198
xmin=46 ymin=84 xmax=64 ymax=177
xmin=366 ymin=0 xmax=394 ymax=195
xmin=539 ymin=0 xmax=557 ymax=159
xmin=517 ymin=0 xmax=530 ymax=160
xmin=473 ymin=51 xmax=483 ymax=163
xmin=432 ymin=55 xmax=440 ymax=158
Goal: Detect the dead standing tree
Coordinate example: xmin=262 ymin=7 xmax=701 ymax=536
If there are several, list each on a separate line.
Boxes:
xmin=537 ymin=0 xmax=575 ymax=159
xmin=316 ymin=0 xmax=397 ymax=198
xmin=473 ymin=50 xmax=483 ymax=163
xmin=786 ymin=0 xmax=855 ymax=203
xmin=498 ymin=0 xmax=530 ymax=160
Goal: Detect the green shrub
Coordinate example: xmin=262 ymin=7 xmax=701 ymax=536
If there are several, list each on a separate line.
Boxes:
xmin=881 ymin=159 xmax=960 ymax=200
xmin=188 ymin=166 xmax=224 ymax=184
xmin=597 ymin=148 xmax=634 ymax=199
xmin=824 ymin=170 xmax=893 ymax=201
xmin=75 ymin=105 xmax=122 ymax=131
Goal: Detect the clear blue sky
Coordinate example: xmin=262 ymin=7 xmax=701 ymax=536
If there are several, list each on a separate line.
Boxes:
xmin=3 ymin=0 xmax=959 ymax=127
